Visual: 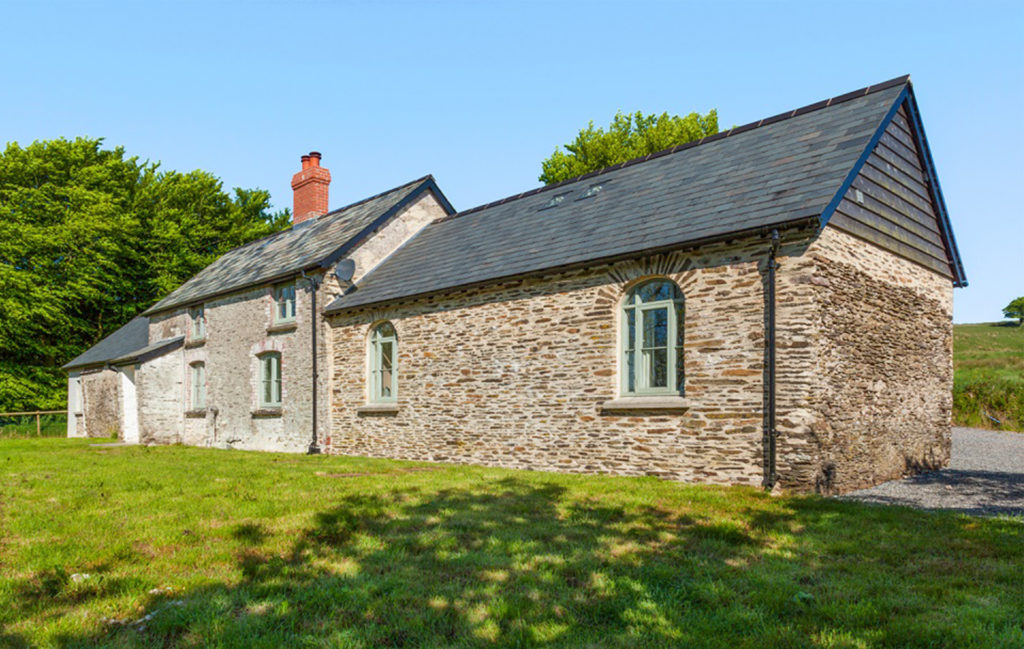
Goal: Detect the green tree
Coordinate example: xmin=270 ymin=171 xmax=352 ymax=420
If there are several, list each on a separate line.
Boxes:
xmin=539 ymin=109 xmax=719 ymax=185
xmin=1003 ymin=296 xmax=1024 ymax=326
xmin=0 ymin=137 xmax=289 ymax=411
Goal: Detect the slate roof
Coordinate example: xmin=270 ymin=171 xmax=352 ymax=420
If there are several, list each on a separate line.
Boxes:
xmin=63 ymin=316 xmax=152 ymax=370
xmin=144 ymin=175 xmax=453 ymax=315
xmin=111 ymin=335 xmax=184 ymax=366
xmin=325 ymin=76 xmax=917 ymax=313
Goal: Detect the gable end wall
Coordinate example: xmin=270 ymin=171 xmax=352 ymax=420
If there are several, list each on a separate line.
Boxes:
xmin=793 ymin=225 xmax=953 ymax=493
xmin=829 ymin=104 xmax=953 ymax=279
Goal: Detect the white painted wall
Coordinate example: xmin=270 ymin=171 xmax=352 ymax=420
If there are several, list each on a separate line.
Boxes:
xmin=119 ymin=366 xmax=140 ymax=444
xmin=66 ymin=372 xmax=83 ymax=438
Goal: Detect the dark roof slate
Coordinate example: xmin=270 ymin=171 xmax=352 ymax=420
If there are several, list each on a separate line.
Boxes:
xmin=145 ymin=176 xmax=450 ymax=315
xmin=110 ymin=335 xmax=183 ymax=366
xmin=62 ymin=316 xmax=151 ymax=370
xmin=326 ymin=78 xmax=908 ymax=313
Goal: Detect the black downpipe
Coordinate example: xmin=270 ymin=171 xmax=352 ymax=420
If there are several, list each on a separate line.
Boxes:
xmin=765 ymin=229 xmax=780 ymax=489
xmin=307 ymin=274 xmax=322 ymax=455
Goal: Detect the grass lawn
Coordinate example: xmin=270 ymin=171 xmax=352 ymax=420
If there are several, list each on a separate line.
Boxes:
xmin=953 ymin=322 xmax=1024 ymax=431
xmin=1 ymin=440 xmax=1021 ymax=649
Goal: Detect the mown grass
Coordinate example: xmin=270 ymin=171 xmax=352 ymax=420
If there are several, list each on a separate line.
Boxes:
xmin=1 ymin=439 xmax=1021 ymax=649
xmin=953 ymin=322 xmax=1024 ymax=431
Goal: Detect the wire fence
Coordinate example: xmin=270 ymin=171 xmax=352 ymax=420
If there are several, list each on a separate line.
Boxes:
xmin=0 ymin=410 xmax=67 ymax=438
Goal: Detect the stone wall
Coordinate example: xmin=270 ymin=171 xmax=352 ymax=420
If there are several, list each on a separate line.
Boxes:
xmin=326 ymin=233 xmax=820 ymax=486
xmin=138 ymin=192 xmax=450 ymax=452
xmin=147 ymin=282 xmax=317 ymax=452
xmin=797 ymin=225 xmax=953 ymax=493
xmin=324 ymin=223 xmax=953 ymax=493
xmin=79 ymin=368 xmax=120 ymax=438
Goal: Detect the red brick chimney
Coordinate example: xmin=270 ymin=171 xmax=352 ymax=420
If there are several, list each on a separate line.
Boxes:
xmin=291 ymin=151 xmax=331 ymax=224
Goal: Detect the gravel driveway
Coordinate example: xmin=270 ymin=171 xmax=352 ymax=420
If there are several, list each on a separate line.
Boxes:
xmin=844 ymin=427 xmax=1024 ymax=516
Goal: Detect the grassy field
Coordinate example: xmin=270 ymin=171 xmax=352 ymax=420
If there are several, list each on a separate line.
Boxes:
xmin=953 ymin=322 xmax=1024 ymax=431
xmin=1 ymin=439 xmax=1021 ymax=648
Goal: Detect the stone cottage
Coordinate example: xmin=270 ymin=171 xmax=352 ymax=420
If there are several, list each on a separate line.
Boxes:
xmin=66 ymin=76 xmax=966 ymax=493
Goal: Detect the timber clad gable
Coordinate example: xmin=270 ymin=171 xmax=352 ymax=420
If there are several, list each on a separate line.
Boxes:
xmin=830 ymin=105 xmax=956 ymax=279
xmin=65 ymin=76 xmax=966 ymax=494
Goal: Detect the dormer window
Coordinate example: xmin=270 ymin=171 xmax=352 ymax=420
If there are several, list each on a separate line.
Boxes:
xmin=274 ymin=283 xmax=296 ymax=324
xmin=190 ymin=305 xmax=206 ymax=340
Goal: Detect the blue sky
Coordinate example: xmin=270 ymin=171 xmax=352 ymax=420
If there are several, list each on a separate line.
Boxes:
xmin=2 ymin=1 xmax=1021 ymax=323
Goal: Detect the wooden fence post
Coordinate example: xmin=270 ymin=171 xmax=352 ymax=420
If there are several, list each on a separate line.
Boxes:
xmin=37 ymin=413 xmax=41 ymax=436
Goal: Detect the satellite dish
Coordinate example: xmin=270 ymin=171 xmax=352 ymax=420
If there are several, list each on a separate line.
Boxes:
xmin=334 ymin=259 xmax=355 ymax=284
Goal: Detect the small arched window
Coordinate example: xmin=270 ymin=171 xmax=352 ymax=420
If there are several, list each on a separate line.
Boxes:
xmin=621 ymin=279 xmax=684 ymax=395
xmin=369 ymin=322 xmax=397 ymax=403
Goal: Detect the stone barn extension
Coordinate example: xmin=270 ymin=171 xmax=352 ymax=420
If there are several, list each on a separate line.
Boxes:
xmin=66 ymin=76 xmax=965 ymax=494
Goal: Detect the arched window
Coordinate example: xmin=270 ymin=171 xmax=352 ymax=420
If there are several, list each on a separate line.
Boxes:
xmin=621 ymin=279 xmax=684 ymax=395
xmin=369 ymin=322 xmax=397 ymax=402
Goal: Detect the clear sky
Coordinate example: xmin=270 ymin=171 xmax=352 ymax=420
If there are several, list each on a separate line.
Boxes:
xmin=2 ymin=0 xmax=1021 ymax=323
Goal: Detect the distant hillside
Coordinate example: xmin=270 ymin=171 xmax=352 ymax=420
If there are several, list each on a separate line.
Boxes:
xmin=953 ymin=322 xmax=1024 ymax=431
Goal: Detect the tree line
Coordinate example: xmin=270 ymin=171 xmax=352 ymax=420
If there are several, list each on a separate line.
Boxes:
xmin=0 ymin=137 xmax=289 ymax=411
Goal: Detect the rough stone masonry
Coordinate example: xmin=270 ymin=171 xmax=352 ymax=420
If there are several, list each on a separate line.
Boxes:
xmin=325 ymin=225 xmax=952 ymax=494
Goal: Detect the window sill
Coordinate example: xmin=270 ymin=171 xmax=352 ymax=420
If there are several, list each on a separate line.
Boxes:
xmin=267 ymin=321 xmax=297 ymax=334
xmin=357 ymin=403 xmax=399 ymax=415
xmin=185 ymin=338 xmax=206 ymax=349
xmin=251 ymin=408 xmax=283 ymax=418
xmin=185 ymin=409 xmax=207 ymax=418
xmin=600 ymin=396 xmax=690 ymax=413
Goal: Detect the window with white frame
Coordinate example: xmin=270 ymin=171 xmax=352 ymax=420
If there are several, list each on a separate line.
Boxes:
xmin=190 ymin=305 xmax=206 ymax=340
xmin=190 ymin=362 xmax=206 ymax=410
xmin=621 ymin=279 xmax=684 ymax=396
xmin=258 ymin=352 xmax=282 ymax=408
xmin=368 ymin=322 xmax=397 ymax=402
xmin=273 ymin=283 xmax=296 ymax=324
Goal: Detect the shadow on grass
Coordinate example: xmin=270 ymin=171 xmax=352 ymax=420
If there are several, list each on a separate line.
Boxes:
xmin=10 ymin=476 xmax=1024 ymax=648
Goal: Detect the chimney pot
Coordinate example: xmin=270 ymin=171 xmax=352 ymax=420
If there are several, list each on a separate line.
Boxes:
xmin=291 ymin=151 xmax=330 ymax=224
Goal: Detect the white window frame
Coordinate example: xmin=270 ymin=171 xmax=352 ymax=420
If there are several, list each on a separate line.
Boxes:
xmin=258 ymin=352 xmax=282 ymax=408
xmin=190 ymin=304 xmax=206 ymax=340
xmin=190 ymin=362 xmax=206 ymax=410
xmin=620 ymin=279 xmax=685 ymax=396
xmin=273 ymin=283 xmax=297 ymax=325
xmin=368 ymin=322 xmax=397 ymax=403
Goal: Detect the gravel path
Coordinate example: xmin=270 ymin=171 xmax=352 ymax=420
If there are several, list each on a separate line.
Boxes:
xmin=843 ymin=427 xmax=1024 ymax=517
